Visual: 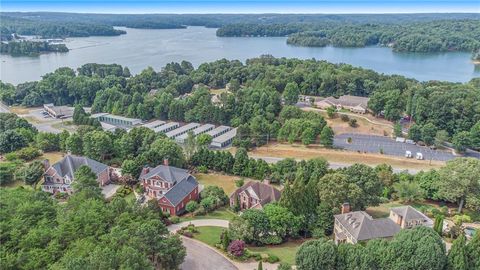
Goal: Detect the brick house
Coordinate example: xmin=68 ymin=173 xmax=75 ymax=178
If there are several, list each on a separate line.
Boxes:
xmin=41 ymin=155 xmax=111 ymax=194
xmin=229 ymin=181 xmax=281 ymax=210
xmin=139 ymin=160 xmax=199 ymax=216
xmin=333 ymin=203 xmax=433 ymax=244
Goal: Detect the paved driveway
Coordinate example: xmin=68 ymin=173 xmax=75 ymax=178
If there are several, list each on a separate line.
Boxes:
xmin=181 ymin=237 xmax=237 ymax=270
xmin=334 ymin=133 xmax=457 ymax=161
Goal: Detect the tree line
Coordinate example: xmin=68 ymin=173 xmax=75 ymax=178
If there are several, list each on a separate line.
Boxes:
xmin=219 ymin=20 xmax=480 ymax=53
xmin=0 ymin=40 xmax=68 ymax=57
xmin=1 ymin=57 xmax=479 ymax=149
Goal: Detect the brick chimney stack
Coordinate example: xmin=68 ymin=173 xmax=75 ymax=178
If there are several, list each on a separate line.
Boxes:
xmin=141 ymin=166 xmax=150 ymax=176
xmin=163 ymin=158 xmax=169 ymax=166
xmin=341 ymin=202 xmax=351 ymax=214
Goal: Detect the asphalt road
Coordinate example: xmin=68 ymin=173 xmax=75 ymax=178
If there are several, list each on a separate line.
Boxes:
xmin=334 ymin=133 xmax=459 ymax=161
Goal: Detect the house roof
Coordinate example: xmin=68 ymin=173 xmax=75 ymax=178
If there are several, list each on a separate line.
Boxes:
xmin=390 ymin=206 xmax=431 ymax=223
xmin=140 ymin=165 xmax=190 ymax=184
xmin=334 ymin=211 xmax=400 ymax=241
xmin=230 ymin=181 xmax=281 ymax=207
xmin=51 ymin=155 xmax=108 ymax=179
xmin=163 ymin=175 xmax=198 ymax=206
xmin=323 ymin=95 xmax=369 ymax=109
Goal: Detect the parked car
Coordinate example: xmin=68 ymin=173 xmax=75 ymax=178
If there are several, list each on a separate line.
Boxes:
xmin=396 ymin=137 xmax=406 ymax=143
xmin=405 ymin=139 xmax=416 ymax=145
xmin=416 ymin=152 xmax=424 ymax=160
xmin=405 ymin=151 xmax=412 ymax=158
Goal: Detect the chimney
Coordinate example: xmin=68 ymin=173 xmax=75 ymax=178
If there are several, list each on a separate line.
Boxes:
xmin=141 ymin=166 xmax=150 ymax=176
xmin=42 ymin=159 xmax=50 ymax=171
xmin=163 ymin=158 xmax=169 ymax=166
xmin=341 ymin=202 xmax=351 ymax=214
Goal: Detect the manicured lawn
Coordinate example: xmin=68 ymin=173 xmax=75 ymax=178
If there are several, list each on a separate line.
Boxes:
xmin=194 ymin=173 xmax=240 ymax=195
xmin=193 ymin=226 xmax=224 ymax=247
xmin=38 ymin=152 xmax=64 ymax=164
xmin=248 ymin=241 xmax=303 ymax=265
xmin=180 ymin=207 xmax=237 ymax=222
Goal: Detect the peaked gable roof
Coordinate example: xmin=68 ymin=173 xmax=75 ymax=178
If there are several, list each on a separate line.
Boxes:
xmin=163 ymin=175 xmax=198 ymax=206
xmin=51 ymin=155 xmax=108 ymax=179
xmin=231 ymin=181 xmax=281 ymax=206
xmin=390 ymin=206 xmax=431 ymax=223
xmin=335 ymin=211 xmax=400 ymax=241
xmin=141 ymin=165 xmax=190 ymax=183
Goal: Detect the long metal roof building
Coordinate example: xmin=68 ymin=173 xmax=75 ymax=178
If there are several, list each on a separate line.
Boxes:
xmin=153 ymin=122 xmax=180 ymax=133
xmin=165 ymin=123 xmax=201 ymax=139
xmin=175 ymin=124 xmax=215 ymax=143
xmin=210 ymin=128 xmax=237 ymax=148
xmin=205 ymin=125 xmax=232 ymax=138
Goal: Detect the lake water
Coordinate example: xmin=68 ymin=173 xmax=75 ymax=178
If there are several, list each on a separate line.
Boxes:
xmin=1 ymin=26 xmax=479 ymax=85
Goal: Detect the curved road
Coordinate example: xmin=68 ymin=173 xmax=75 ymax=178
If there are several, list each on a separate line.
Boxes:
xmin=168 ymin=219 xmax=237 ymax=270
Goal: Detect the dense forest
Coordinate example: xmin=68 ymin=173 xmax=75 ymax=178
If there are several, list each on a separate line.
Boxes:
xmin=220 ymin=20 xmax=480 ymax=53
xmin=0 ymin=40 xmax=68 ymax=56
xmin=1 ymin=57 xmax=479 ymax=149
xmin=0 ymin=15 xmax=125 ymax=40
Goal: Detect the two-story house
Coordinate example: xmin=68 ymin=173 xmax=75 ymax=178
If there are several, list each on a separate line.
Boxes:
xmin=333 ymin=203 xmax=433 ymax=244
xmin=42 ymin=154 xmax=111 ymax=194
xmin=229 ymin=181 xmax=281 ymax=210
xmin=139 ymin=160 xmax=199 ymax=216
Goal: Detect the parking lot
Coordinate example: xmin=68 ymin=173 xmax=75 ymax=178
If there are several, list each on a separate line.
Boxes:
xmin=334 ymin=133 xmax=457 ymax=161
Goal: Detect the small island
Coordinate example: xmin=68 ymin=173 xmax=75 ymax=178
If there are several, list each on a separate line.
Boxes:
xmin=0 ymin=40 xmax=69 ymax=57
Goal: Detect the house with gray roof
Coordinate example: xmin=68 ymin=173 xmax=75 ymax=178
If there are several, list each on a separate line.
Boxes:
xmin=334 ymin=203 xmax=432 ymax=244
xmin=41 ymin=155 xmax=111 ymax=194
xmin=229 ymin=181 xmax=281 ymax=210
xmin=139 ymin=160 xmax=199 ymax=216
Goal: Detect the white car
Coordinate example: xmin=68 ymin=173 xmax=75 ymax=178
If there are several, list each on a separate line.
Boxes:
xmin=416 ymin=152 xmax=424 ymax=160
xmin=405 ymin=139 xmax=416 ymax=145
xmin=405 ymin=151 xmax=412 ymax=158
xmin=396 ymin=137 xmax=406 ymax=143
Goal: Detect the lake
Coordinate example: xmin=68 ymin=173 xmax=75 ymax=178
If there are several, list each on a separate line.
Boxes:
xmin=1 ymin=26 xmax=479 ymax=85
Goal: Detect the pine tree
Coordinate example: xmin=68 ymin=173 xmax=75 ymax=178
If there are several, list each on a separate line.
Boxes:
xmin=448 ymin=234 xmax=468 ymax=270
xmin=257 ymin=261 xmax=263 ymax=270
xmin=433 ymin=215 xmax=444 ymax=236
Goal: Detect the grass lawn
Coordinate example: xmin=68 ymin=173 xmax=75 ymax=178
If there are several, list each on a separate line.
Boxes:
xmin=248 ymin=240 xmax=304 ymax=265
xmin=249 ymin=143 xmax=445 ymax=171
xmin=193 ymin=226 xmax=224 ymax=247
xmin=37 ymin=152 xmax=64 ymax=164
xmin=180 ymin=207 xmax=237 ymax=222
xmin=9 ymin=106 xmax=36 ymax=115
xmin=194 ymin=173 xmax=241 ymax=195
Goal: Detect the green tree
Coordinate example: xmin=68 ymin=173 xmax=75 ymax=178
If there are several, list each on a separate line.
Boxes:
xmin=296 ymin=239 xmax=337 ymax=270
xmin=437 ymin=158 xmax=480 ymax=212
xmin=196 ymin=133 xmax=213 ymax=147
xmin=393 ymin=180 xmax=424 ymax=203
xmin=421 ymin=122 xmax=437 ymax=145
xmin=65 ymin=133 xmax=83 ymax=155
xmin=233 ymin=147 xmax=249 ymax=176
xmin=301 ymin=127 xmax=316 ymax=145
xmin=36 ymin=132 xmax=60 ymax=152
xmin=121 ymin=159 xmax=142 ymax=179
xmin=408 ymin=124 xmax=422 ymax=142
xmin=72 ymin=165 xmax=102 ymax=197
xmin=433 ymin=215 xmax=444 ymax=236
xmin=0 ymin=130 xmax=27 ymax=153
xmin=319 ymin=126 xmax=334 ymax=147
xmin=17 ymin=161 xmax=44 ymax=186
xmin=283 ymin=82 xmax=300 ymax=105
xmin=466 ymin=230 xmax=480 ymax=269
xmin=264 ymin=204 xmax=301 ymax=240
xmin=393 ymin=122 xmax=403 ymax=137
xmin=326 ymin=106 xmax=336 ymax=118
xmin=82 ymin=130 xmax=113 ymax=160
xmin=447 ymin=234 xmax=468 ymax=270
xmin=435 ymin=130 xmax=449 ymax=147
xmin=470 ymin=121 xmax=480 ymax=149
xmin=452 ymin=131 xmax=472 ymax=153
xmin=185 ymin=201 xmax=199 ymax=213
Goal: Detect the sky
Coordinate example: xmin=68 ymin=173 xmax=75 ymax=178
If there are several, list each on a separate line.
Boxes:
xmin=1 ymin=0 xmax=479 ymax=14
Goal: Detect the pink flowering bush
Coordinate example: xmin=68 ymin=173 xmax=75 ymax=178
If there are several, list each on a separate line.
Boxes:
xmin=228 ymin=240 xmax=245 ymax=257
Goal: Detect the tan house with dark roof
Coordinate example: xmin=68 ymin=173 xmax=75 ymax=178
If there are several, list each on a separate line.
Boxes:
xmin=315 ymin=95 xmax=370 ymax=114
xmin=334 ymin=204 xmax=432 ymax=244
xmin=229 ymin=181 xmax=281 ymax=210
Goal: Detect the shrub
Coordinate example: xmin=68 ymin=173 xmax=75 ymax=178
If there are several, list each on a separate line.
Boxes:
xmin=348 ymin=118 xmax=358 ymax=127
xmin=169 ymin=216 xmax=180 ymax=224
xmin=228 ymin=240 xmax=245 ymax=257
xmin=277 ymin=263 xmax=292 ymax=270
xmin=5 ymin=152 xmax=19 ymax=161
xmin=267 ymin=254 xmax=280 ymax=263
xmin=235 ymin=178 xmax=245 ymax=188
xmin=200 ymin=196 xmax=217 ymax=213
xmin=186 ymin=201 xmax=199 ymax=213
xmin=340 ymin=114 xmax=349 ymax=122
xmin=197 ymin=165 xmax=208 ymax=173
xmin=183 ymin=231 xmax=193 ymax=238
xmin=194 ymin=206 xmax=206 ymax=216
xmin=262 ymin=235 xmax=283 ymax=245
